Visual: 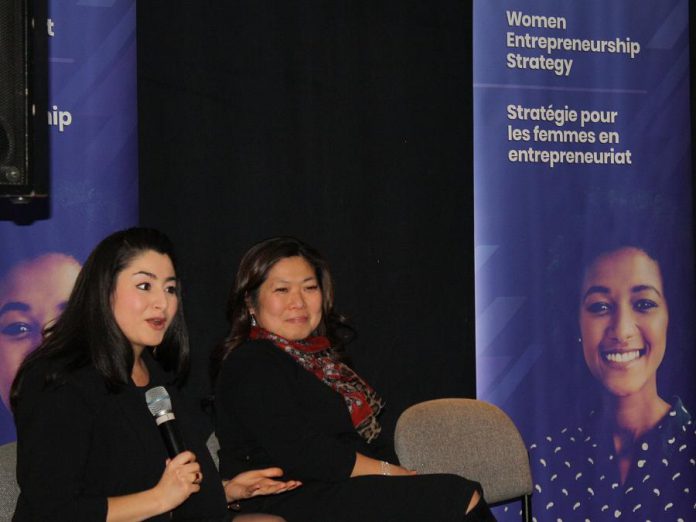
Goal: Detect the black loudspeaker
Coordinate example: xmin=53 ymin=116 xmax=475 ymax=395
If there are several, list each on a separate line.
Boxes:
xmin=0 ymin=0 xmax=42 ymax=198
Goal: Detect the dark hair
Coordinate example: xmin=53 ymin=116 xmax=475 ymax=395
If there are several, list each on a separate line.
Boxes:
xmin=10 ymin=228 xmax=189 ymax=410
xmin=0 ymin=237 xmax=83 ymax=280
xmin=211 ymin=236 xmax=353 ymax=378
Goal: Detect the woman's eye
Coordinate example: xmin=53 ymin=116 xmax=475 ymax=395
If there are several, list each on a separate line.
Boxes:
xmin=274 ymin=287 xmax=288 ymax=293
xmin=136 ymin=282 xmax=151 ymax=291
xmin=165 ymin=285 xmax=178 ymax=295
xmin=304 ymin=285 xmax=319 ymax=291
xmin=586 ymin=302 xmax=611 ymax=315
xmin=634 ymin=299 xmax=657 ymax=312
xmin=1 ymin=322 xmax=33 ymax=337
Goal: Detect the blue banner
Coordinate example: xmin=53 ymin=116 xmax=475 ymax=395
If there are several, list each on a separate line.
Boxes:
xmin=0 ymin=0 xmax=138 ymax=444
xmin=474 ymin=0 xmax=694 ymax=519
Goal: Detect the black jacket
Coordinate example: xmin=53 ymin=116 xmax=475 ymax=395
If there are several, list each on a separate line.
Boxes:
xmin=13 ymin=351 xmax=228 ymax=521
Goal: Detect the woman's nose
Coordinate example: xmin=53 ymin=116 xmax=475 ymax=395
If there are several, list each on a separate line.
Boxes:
xmin=152 ymin=289 xmax=168 ymax=310
xmin=609 ymin=306 xmax=637 ymax=343
xmin=288 ymin=288 xmax=305 ymax=308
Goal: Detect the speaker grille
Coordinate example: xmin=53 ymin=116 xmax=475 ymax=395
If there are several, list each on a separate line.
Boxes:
xmin=0 ymin=0 xmax=29 ymax=187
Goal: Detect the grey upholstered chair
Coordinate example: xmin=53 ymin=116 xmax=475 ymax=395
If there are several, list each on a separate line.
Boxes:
xmin=394 ymin=398 xmax=533 ymax=522
xmin=207 ymin=431 xmax=221 ymax=469
xmin=0 ymin=441 xmax=19 ymax=520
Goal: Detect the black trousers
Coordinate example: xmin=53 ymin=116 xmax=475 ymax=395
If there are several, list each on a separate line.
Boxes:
xmin=237 ymin=473 xmax=484 ymax=522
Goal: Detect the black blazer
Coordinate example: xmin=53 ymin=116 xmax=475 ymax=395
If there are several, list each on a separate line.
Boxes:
xmin=13 ymin=351 xmax=228 ymax=521
xmin=214 ymin=340 xmax=393 ymax=483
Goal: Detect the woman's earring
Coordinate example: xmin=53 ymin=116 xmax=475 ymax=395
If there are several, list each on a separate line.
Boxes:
xmin=250 ymin=313 xmax=257 ymax=327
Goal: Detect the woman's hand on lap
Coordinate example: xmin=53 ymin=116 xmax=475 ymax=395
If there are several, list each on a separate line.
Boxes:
xmin=224 ymin=467 xmax=302 ymax=502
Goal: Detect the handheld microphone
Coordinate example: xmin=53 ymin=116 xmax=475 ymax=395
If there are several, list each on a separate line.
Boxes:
xmin=145 ymin=386 xmax=186 ymax=458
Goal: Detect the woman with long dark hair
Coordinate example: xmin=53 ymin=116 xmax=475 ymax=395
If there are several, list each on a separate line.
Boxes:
xmin=11 ymin=228 xmax=295 ymax=521
xmin=212 ymin=236 xmax=495 ymax=521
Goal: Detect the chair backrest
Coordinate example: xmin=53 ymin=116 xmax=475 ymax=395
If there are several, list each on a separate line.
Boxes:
xmin=0 ymin=441 xmax=19 ymax=519
xmin=394 ymin=398 xmax=533 ymax=505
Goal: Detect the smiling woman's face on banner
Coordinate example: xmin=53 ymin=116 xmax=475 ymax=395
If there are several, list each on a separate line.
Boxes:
xmin=579 ymin=247 xmax=668 ymax=399
xmin=0 ymin=253 xmax=81 ymax=408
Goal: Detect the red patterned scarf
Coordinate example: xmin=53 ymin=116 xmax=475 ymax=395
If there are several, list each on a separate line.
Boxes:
xmin=250 ymin=326 xmax=384 ymax=442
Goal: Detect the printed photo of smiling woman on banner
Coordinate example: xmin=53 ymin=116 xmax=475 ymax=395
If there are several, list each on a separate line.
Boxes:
xmin=0 ymin=1 xmax=138 ymax=444
xmin=473 ymin=1 xmax=695 ymax=520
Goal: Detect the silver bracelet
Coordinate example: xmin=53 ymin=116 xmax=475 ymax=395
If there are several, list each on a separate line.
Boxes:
xmin=380 ymin=460 xmax=392 ymax=476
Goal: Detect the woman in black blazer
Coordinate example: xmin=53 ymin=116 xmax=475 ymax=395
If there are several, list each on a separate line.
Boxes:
xmin=10 ymin=228 xmax=297 ymax=521
xmin=212 ymin=237 xmax=495 ymax=521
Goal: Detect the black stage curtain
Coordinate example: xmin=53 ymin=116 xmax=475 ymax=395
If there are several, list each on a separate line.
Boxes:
xmin=137 ymin=0 xmax=474 ymax=436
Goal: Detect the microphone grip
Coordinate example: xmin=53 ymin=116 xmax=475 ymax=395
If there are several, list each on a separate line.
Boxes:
xmin=158 ymin=419 xmax=186 ymax=458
